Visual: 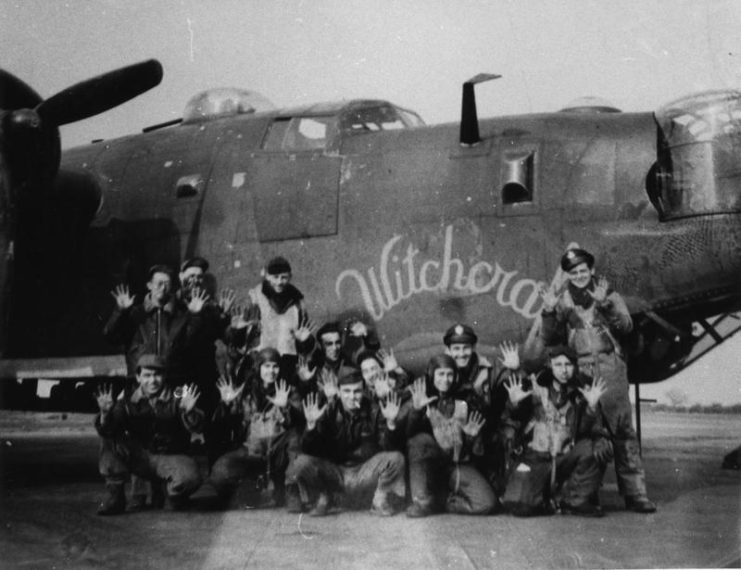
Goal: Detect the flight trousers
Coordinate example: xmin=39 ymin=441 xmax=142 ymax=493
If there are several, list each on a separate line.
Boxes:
xmin=98 ymin=437 xmax=202 ymax=499
xmin=577 ymin=351 xmax=649 ymax=500
xmin=210 ymin=430 xmax=295 ymax=504
xmin=408 ymin=433 xmax=497 ymax=515
xmin=502 ymin=439 xmax=601 ymax=516
xmin=285 ymin=451 xmax=406 ymax=508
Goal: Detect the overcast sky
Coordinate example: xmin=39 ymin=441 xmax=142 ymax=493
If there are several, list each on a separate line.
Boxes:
xmin=2 ymin=0 xmax=740 ymax=404
xmin=4 ymin=0 xmax=741 ymax=148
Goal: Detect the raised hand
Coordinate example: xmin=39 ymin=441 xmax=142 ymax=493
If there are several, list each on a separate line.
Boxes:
xmin=593 ymin=437 xmax=614 ymax=464
xmin=379 ymin=391 xmax=401 ymax=426
xmin=372 ymin=373 xmax=392 ymax=400
xmin=588 ymin=276 xmax=609 ymax=304
xmin=95 ymin=384 xmax=114 ymax=413
xmin=408 ymin=378 xmax=437 ymax=410
xmin=229 ymin=304 xmax=252 ymax=329
xmin=216 ymin=376 xmax=244 ymax=405
xmin=348 ymin=320 xmax=368 ymax=338
xmin=187 ymin=287 xmax=210 ymax=314
xmin=294 ymin=314 xmax=316 ymax=343
xmin=538 ymin=282 xmax=561 ymax=312
xmin=377 ymin=348 xmax=399 ymax=373
xmin=504 ymin=376 xmax=532 ymax=405
xmin=267 ymin=379 xmax=291 ymax=409
xmin=179 ymin=383 xmax=201 ymax=412
xmin=317 ymin=369 xmax=339 ymax=400
xmin=462 ymin=410 xmax=486 ymax=437
xmin=302 ymin=393 xmax=327 ymax=430
xmin=218 ymin=288 xmax=236 ymax=314
xmin=498 ymin=341 xmax=520 ymax=370
xmin=297 ymin=355 xmax=316 ymax=382
xmin=578 ymin=376 xmax=608 ymax=410
xmin=110 ymin=284 xmax=135 ymax=310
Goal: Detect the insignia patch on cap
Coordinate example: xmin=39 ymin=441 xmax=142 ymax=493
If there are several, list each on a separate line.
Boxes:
xmin=455 ymin=325 xmax=464 ymax=336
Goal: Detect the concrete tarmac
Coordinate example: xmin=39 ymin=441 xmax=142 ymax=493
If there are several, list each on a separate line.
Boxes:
xmin=0 ymin=409 xmax=739 ymax=569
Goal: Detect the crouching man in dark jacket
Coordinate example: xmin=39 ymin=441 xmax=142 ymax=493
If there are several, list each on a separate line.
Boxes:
xmin=285 ymin=369 xmax=406 ymax=516
xmin=94 ymin=354 xmax=204 ymax=515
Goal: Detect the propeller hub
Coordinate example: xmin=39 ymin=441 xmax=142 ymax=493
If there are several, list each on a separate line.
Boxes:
xmin=7 ymin=108 xmax=41 ymax=130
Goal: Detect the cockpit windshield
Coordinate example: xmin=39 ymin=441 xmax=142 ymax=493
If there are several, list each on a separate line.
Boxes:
xmin=651 ymin=90 xmax=741 ymax=219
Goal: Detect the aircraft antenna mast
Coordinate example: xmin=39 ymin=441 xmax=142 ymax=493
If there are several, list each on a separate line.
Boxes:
xmin=460 ymin=73 xmax=500 ymax=146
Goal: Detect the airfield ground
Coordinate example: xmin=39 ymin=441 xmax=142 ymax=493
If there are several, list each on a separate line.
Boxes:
xmin=0 ymin=408 xmax=739 ymax=569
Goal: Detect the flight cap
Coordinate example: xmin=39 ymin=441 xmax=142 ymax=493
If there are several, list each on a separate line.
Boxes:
xmin=561 ymin=248 xmax=595 ymax=272
xmin=316 ymin=321 xmax=342 ymax=340
xmin=547 ymin=344 xmax=578 ymax=363
xmin=338 ymin=368 xmax=364 ymax=386
xmin=266 ymin=256 xmax=291 ymax=275
xmin=255 ymin=347 xmax=281 ymax=366
xmin=443 ymin=324 xmax=478 ymax=346
xmin=180 ymin=256 xmax=209 ymax=273
xmin=147 ymin=264 xmax=174 ymax=281
xmin=136 ymin=353 xmax=167 ymax=372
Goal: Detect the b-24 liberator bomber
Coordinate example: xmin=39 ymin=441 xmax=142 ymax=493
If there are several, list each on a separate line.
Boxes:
xmin=1 ymin=61 xmax=740 ymax=410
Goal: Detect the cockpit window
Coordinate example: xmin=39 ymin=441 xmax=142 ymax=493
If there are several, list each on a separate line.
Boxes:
xmin=341 ymin=105 xmax=424 ymax=133
xmin=652 ymin=90 xmax=741 ymax=219
xmin=262 ymin=116 xmax=338 ymax=151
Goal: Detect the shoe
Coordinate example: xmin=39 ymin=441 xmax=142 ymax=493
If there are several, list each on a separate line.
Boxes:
xmin=625 ymin=496 xmax=657 ymax=513
xmin=370 ymin=495 xmax=396 ymax=517
xmin=560 ymin=502 xmax=605 ymax=518
xmin=309 ymin=493 xmax=330 ymax=517
xmin=151 ymin=482 xmax=166 ymax=510
xmin=405 ymin=502 xmax=431 ymax=518
xmin=97 ymin=484 xmax=126 ymax=516
xmin=128 ymin=494 xmax=148 ymax=512
xmin=166 ymin=495 xmax=190 ymax=511
xmin=285 ymin=485 xmax=304 ymax=513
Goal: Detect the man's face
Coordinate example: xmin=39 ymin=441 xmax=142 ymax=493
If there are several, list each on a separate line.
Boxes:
xmin=339 ymin=381 xmax=364 ymax=412
xmin=265 ymin=272 xmax=291 ymax=294
xmin=447 ymin=343 xmax=473 ymax=369
xmin=566 ymin=262 xmax=594 ymax=290
xmin=260 ymin=361 xmax=280 ymax=385
xmin=550 ymin=355 xmax=575 ymax=384
xmin=147 ymin=272 xmax=172 ymax=305
xmin=136 ymin=367 xmax=164 ymax=397
xmin=433 ymin=367 xmax=455 ymax=394
xmin=180 ymin=266 xmax=204 ymax=293
xmin=360 ymin=358 xmax=382 ymax=385
xmin=320 ymin=332 xmax=342 ymax=363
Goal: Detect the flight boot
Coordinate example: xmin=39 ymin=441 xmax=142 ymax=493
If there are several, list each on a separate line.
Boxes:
xmin=284 ymin=484 xmax=304 ymax=513
xmin=150 ymin=481 xmax=166 ymax=510
xmin=405 ymin=500 xmax=432 ymax=518
xmin=97 ymin=483 xmax=126 ymax=516
xmin=625 ymin=496 xmax=657 ymax=513
xmin=309 ymin=492 xmax=331 ymax=517
xmin=370 ymin=490 xmax=396 ymax=517
xmin=128 ymin=494 xmax=148 ymax=512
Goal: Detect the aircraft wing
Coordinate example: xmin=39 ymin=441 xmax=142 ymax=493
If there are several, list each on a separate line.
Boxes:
xmin=0 ymin=355 xmax=126 ymax=380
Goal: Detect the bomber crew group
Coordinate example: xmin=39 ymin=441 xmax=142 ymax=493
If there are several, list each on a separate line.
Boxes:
xmin=95 ymin=249 xmax=657 ymax=519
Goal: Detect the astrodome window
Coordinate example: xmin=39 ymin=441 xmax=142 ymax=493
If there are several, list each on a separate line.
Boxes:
xmin=182 ymin=88 xmax=275 ymax=124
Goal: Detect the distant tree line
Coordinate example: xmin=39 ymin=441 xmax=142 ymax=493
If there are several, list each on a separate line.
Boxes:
xmin=649 ymin=389 xmax=741 ymax=414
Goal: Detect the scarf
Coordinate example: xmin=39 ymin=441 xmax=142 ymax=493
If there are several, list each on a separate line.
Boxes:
xmin=261 ymin=281 xmax=304 ymax=314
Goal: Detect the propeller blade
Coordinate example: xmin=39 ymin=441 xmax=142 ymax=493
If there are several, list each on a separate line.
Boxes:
xmin=36 ymin=59 xmax=163 ymax=127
